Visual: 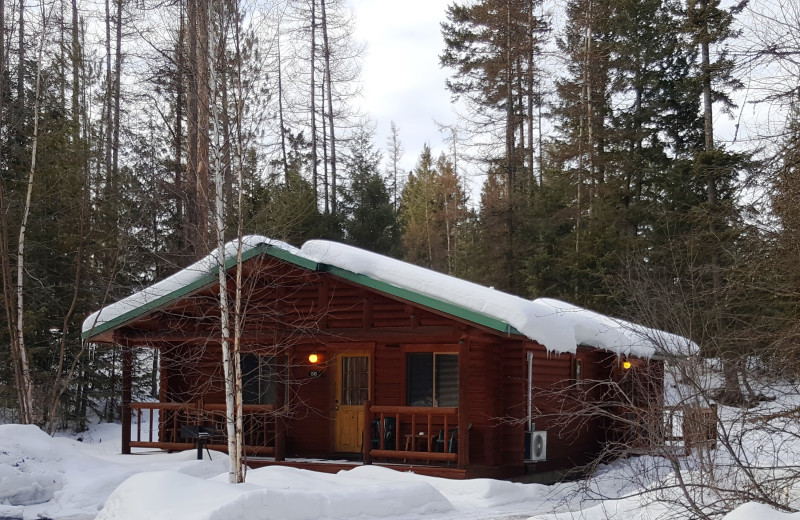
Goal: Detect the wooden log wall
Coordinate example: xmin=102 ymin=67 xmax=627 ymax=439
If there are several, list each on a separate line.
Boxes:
xmin=115 ymin=253 xmax=665 ymax=475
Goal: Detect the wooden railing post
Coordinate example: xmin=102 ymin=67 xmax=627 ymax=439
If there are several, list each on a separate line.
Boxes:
xmin=121 ymin=344 xmax=132 ymax=454
xmin=457 ymin=340 xmax=468 ymax=468
xmin=363 ymin=399 xmax=373 ymax=465
xmin=275 ymin=409 xmax=286 ymax=462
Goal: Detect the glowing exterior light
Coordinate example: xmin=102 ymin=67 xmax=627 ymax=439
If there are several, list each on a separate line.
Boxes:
xmin=308 ymin=353 xmax=320 ymax=364
xmin=623 ymin=361 xmax=632 ymax=370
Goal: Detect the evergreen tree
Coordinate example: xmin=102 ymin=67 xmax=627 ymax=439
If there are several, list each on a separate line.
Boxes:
xmin=399 ymin=145 xmax=468 ymax=274
xmin=244 ymin=130 xmax=326 ymax=246
xmin=441 ymin=0 xmax=548 ymax=290
xmin=340 ymin=125 xmax=400 ymax=256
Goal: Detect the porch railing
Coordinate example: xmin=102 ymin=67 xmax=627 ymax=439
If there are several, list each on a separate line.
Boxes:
xmin=615 ymin=404 xmax=718 ymax=454
xmin=362 ymin=401 xmax=466 ymax=466
xmin=664 ymin=404 xmax=718 ymax=453
xmin=129 ymin=402 xmax=282 ymax=457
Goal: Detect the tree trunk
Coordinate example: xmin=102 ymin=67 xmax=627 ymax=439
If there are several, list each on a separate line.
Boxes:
xmin=310 ymin=0 xmax=319 ymax=206
xmin=18 ymin=0 xmax=24 ymax=103
xmin=321 ymin=0 xmax=337 ymax=215
xmin=186 ymin=0 xmax=199 ymax=255
xmin=45 ymin=5 xmax=90 ymax=428
xmin=195 ymin=0 xmax=210 ymax=254
xmin=104 ymin=0 xmax=113 ymax=189
xmin=112 ymin=0 xmax=122 ymax=182
xmin=0 ymin=0 xmax=25 ymax=425
xmin=209 ymin=0 xmax=243 ymax=483
xmin=276 ymin=37 xmax=288 ymax=183
xmin=14 ymin=3 xmax=51 ymax=424
xmin=697 ymin=0 xmax=742 ymax=405
xmin=232 ymin=3 xmax=247 ymax=480
xmin=175 ymin=11 xmax=185 ymax=253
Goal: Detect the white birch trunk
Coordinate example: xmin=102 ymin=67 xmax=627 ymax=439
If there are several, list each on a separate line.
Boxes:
xmin=15 ymin=3 xmax=52 ymax=425
xmin=208 ymin=1 xmax=243 ymax=484
xmin=232 ymin=2 xmax=246 ymax=482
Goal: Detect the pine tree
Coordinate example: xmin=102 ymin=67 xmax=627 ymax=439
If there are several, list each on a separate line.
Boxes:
xmin=245 ymin=131 xmax=326 ymax=245
xmin=340 ymin=125 xmax=400 ymax=256
xmin=399 ymin=145 xmax=468 ymax=274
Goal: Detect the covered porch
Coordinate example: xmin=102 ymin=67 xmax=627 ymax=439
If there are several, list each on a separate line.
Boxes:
xmin=123 ymin=396 xmax=473 ymax=477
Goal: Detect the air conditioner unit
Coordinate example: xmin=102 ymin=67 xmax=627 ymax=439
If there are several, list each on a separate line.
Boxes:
xmin=525 ymin=430 xmax=547 ymax=462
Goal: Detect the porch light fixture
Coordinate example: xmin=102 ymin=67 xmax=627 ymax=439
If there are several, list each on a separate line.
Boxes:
xmin=308 ymin=352 xmax=320 ymax=364
xmin=622 ymin=360 xmax=632 ymax=370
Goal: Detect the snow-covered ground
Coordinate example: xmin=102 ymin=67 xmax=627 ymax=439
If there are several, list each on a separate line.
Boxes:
xmin=1 ymin=414 xmax=799 ymax=520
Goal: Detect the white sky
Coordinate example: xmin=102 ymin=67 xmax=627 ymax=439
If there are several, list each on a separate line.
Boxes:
xmin=344 ymin=0 xmax=785 ymax=206
xmin=349 ymin=0 xmax=457 ymax=181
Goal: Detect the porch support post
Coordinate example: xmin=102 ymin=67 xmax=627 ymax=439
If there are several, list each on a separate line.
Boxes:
xmin=121 ymin=342 xmax=132 ymax=454
xmin=275 ymin=346 xmax=290 ymax=462
xmin=457 ymin=339 xmax=469 ymax=468
xmin=275 ymin=412 xmax=286 ymax=461
xmin=363 ymin=399 xmax=372 ymax=465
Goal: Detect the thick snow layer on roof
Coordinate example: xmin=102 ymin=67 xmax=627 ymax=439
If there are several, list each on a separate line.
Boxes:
xmin=81 ymin=236 xmax=299 ymax=336
xmin=301 ymin=240 xmax=697 ymax=358
xmin=83 ymin=236 xmax=697 ymax=357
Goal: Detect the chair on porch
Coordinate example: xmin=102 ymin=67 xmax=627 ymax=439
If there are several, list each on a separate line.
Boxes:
xmin=436 ymin=423 xmax=471 ymax=454
xmin=370 ymin=417 xmax=397 ymax=451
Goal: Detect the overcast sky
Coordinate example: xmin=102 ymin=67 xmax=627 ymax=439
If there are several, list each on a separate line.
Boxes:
xmin=349 ymin=0 xmax=457 ymax=183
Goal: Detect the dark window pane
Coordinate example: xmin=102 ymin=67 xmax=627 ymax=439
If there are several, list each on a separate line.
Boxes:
xmin=341 ymin=356 xmax=369 ymax=405
xmin=407 ymin=353 xmax=434 ymax=406
xmin=241 ymin=354 xmax=276 ymax=405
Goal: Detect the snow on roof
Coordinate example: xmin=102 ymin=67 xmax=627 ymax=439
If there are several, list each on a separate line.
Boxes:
xmin=302 ymin=240 xmax=696 ymax=358
xmin=81 ymin=236 xmax=300 ymax=338
xmin=82 ymin=236 xmax=697 ymax=357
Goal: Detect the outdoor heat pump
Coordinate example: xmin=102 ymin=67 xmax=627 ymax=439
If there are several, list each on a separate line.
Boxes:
xmin=525 ymin=430 xmax=547 ymax=462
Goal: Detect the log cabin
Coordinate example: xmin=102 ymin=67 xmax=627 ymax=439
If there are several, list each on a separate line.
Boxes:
xmin=82 ymin=236 xmax=696 ymax=479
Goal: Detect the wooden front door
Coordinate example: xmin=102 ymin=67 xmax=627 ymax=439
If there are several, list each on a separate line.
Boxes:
xmin=334 ymin=353 xmax=370 ymax=452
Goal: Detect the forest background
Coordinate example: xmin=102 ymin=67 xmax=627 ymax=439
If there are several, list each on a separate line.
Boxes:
xmin=0 ymin=0 xmax=798 ymax=435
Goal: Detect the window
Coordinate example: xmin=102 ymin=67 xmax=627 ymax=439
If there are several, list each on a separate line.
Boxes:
xmin=241 ymin=354 xmax=276 ymax=405
xmin=341 ymin=356 xmax=369 ymax=405
xmin=406 ymin=353 xmax=458 ymax=407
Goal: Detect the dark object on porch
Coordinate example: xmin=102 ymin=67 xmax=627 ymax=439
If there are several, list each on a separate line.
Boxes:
xmin=436 ymin=423 xmax=471 ymax=454
xmin=180 ymin=425 xmax=222 ymax=460
xmin=370 ymin=417 xmax=397 ymax=450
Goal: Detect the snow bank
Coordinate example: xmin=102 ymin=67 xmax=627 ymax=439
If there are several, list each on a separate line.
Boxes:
xmin=722 ymin=502 xmax=800 ymax=520
xmin=4 ymin=420 xmax=800 ymax=520
xmin=0 ymin=424 xmax=134 ymax=519
xmin=84 ymin=236 xmax=697 ymax=358
xmin=97 ymin=466 xmax=452 ymax=520
xmin=0 ymin=423 xmax=228 ymax=520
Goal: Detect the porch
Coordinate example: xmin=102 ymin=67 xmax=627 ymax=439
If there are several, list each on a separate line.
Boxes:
xmin=125 ymin=401 xmax=470 ymax=472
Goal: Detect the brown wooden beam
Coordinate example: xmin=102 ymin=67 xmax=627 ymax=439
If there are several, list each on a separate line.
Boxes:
xmin=115 ymin=326 xmax=463 ymax=345
xmin=458 ymin=339 xmax=468 ymax=468
xmin=121 ymin=344 xmax=133 ymax=454
xmin=370 ymin=449 xmax=457 ymax=462
xmin=275 ymin=412 xmax=286 ymax=462
xmin=363 ymin=399 xmax=373 ymax=465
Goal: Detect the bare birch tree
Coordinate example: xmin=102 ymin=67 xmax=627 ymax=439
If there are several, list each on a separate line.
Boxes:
xmin=208 ymin=0 xmax=244 ymax=483
xmin=8 ymin=1 xmax=54 ymax=425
